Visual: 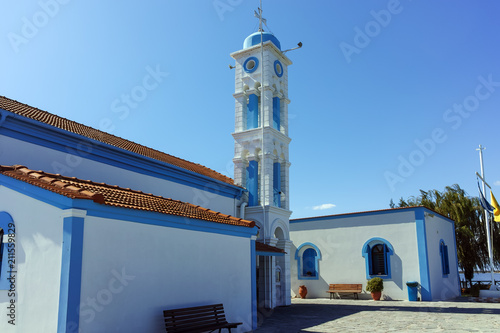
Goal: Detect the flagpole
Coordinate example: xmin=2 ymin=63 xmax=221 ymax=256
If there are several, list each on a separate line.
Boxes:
xmin=477 ymin=144 xmax=495 ymax=285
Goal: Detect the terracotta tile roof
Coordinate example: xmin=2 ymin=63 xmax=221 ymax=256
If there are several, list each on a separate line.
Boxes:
xmin=256 ymin=241 xmax=286 ymax=254
xmin=0 ymin=165 xmax=254 ymax=228
xmin=0 ymin=95 xmax=234 ymax=185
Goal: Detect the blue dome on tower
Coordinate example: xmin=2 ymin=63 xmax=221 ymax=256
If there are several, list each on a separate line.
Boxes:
xmin=243 ymin=31 xmax=281 ymax=50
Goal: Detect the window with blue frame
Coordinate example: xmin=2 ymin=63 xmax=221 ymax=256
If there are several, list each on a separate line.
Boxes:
xmin=247 ymin=94 xmax=259 ymax=130
xmin=371 ymin=244 xmax=387 ymax=275
xmin=302 ymin=248 xmax=317 ymax=277
xmin=272 ymin=96 xmax=280 ymax=131
xmin=246 ymin=160 xmax=259 ymax=206
xmin=362 ymin=238 xmax=394 ymax=279
xmin=295 ymin=243 xmax=321 ymax=280
xmin=440 ymin=240 xmax=450 ymax=276
xmin=273 ymin=162 xmax=281 ymax=207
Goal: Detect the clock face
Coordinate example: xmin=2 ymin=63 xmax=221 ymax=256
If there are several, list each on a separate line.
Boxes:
xmin=274 ymin=60 xmax=283 ymax=77
xmin=243 ymin=57 xmax=259 ymax=73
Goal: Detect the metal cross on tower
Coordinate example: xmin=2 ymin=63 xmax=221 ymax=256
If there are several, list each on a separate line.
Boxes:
xmin=254 ymin=0 xmax=266 ymax=32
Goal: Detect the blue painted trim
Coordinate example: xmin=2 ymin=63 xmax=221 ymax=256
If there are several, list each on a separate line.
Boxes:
xmin=290 ymin=207 xmax=455 ymax=224
xmin=0 ymin=110 xmax=7 ymax=126
xmin=272 ymin=97 xmax=280 ymax=132
xmin=0 ymin=212 xmax=14 ymax=290
xmin=273 ymin=162 xmax=281 ymax=207
xmin=80 ymin=201 xmax=258 ymax=238
xmin=361 ymin=237 xmax=394 ymax=280
xmin=0 ymin=174 xmax=257 ymax=239
xmin=439 ymin=239 xmax=450 ymax=277
xmin=274 ymin=60 xmax=283 ymax=77
xmin=243 ymin=57 xmax=259 ymax=73
xmin=256 ymin=251 xmax=284 ymax=257
xmin=251 ymin=239 xmax=257 ymax=330
xmin=451 ymin=219 xmax=461 ymax=295
xmin=243 ymin=32 xmax=281 ymax=50
xmin=0 ymin=109 xmax=243 ymax=200
xmin=0 ymin=174 xmax=80 ymax=210
xmin=57 ymin=214 xmax=85 ymax=333
xmin=247 ymin=94 xmax=259 ymax=130
xmin=295 ymin=242 xmax=321 ymax=280
xmin=415 ymin=209 xmax=432 ymax=301
xmin=246 ymin=161 xmax=259 ymax=206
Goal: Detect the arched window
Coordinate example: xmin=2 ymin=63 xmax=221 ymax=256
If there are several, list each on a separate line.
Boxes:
xmin=371 ymin=244 xmax=388 ymax=275
xmin=440 ymin=240 xmax=450 ymax=276
xmin=362 ymin=238 xmax=394 ymax=280
xmin=302 ymin=248 xmax=317 ymax=277
xmin=295 ymin=243 xmax=321 ymax=280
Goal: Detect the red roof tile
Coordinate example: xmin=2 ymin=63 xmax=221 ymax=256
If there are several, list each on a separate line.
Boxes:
xmin=0 ymin=165 xmax=254 ymax=228
xmin=0 ymin=95 xmax=235 ymax=185
xmin=256 ymin=241 xmax=286 ymax=254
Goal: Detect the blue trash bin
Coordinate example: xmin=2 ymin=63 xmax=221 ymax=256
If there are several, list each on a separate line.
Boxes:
xmin=406 ymin=281 xmax=419 ymax=301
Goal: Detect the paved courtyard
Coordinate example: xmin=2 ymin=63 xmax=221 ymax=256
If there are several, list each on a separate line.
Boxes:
xmin=253 ymin=298 xmax=500 ymax=332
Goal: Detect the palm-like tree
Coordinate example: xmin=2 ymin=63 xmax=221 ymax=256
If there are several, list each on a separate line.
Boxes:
xmin=394 ymin=184 xmax=497 ymax=286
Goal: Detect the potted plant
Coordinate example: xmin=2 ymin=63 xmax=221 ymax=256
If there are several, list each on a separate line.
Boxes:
xmin=366 ymin=277 xmax=384 ymax=300
xmin=298 ymin=285 xmax=308 ymax=299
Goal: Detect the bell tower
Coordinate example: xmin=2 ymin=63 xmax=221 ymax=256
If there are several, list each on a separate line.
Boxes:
xmin=231 ymin=8 xmax=293 ymax=307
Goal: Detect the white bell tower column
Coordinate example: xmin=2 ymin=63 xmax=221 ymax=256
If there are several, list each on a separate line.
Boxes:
xmin=231 ymin=22 xmax=293 ymax=307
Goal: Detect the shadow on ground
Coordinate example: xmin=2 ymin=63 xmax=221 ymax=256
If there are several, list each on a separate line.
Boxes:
xmin=254 ymin=301 xmax=500 ymax=332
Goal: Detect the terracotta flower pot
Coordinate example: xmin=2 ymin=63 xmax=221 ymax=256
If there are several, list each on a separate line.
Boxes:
xmin=299 ymin=285 xmax=307 ymax=299
xmin=371 ymin=291 xmax=381 ymax=301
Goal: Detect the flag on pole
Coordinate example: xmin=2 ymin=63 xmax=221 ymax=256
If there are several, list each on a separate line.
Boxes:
xmin=478 ymin=181 xmax=494 ymax=213
xmin=491 ymin=191 xmax=500 ymax=222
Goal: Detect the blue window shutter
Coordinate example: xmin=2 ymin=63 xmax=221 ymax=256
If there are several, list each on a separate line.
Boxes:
xmin=273 ymin=162 xmax=281 ymax=207
xmin=246 ymin=161 xmax=258 ymax=206
xmin=272 ymin=97 xmax=280 ymax=130
xmin=383 ymin=243 xmax=389 ymax=275
xmin=440 ymin=242 xmax=445 ymax=273
xmin=366 ymin=244 xmax=372 ymax=275
xmin=440 ymin=242 xmax=450 ymax=275
xmin=247 ymin=94 xmax=259 ymax=130
xmin=302 ymin=248 xmax=317 ymax=277
xmin=371 ymin=244 xmax=386 ymax=275
xmin=444 ymin=245 xmax=450 ymax=275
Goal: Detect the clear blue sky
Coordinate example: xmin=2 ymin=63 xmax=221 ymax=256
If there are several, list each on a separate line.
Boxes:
xmin=1 ymin=0 xmax=499 ymax=218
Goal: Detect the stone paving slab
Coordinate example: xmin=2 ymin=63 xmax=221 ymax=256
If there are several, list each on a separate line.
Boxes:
xmin=253 ymin=298 xmax=500 ymax=332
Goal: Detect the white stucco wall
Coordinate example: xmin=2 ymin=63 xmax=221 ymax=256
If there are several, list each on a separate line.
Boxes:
xmin=424 ymin=212 xmax=460 ymax=300
xmin=0 ymin=187 xmax=63 ymax=333
xmin=289 ymin=210 xmax=421 ymax=300
xmin=0 ymin=135 xmax=238 ymax=215
xmin=78 ymin=215 xmax=254 ymax=333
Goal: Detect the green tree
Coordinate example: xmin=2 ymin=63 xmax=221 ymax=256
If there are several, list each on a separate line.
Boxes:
xmin=393 ymin=184 xmax=499 ymax=285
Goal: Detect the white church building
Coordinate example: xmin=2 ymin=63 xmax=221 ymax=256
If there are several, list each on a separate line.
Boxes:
xmin=0 ymin=13 xmax=459 ymax=333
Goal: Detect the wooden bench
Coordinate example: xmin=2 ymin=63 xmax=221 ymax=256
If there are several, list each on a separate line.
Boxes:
xmin=164 ymin=303 xmax=242 ymax=333
xmin=327 ymin=284 xmax=362 ymax=299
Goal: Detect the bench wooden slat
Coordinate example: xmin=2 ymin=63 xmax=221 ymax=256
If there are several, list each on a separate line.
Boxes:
xmin=164 ymin=304 xmax=225 ymax=316
xmin=327 ymin=283 xmax=362 ymax=299
xmin=165 ymin=314 xmax=226 ymax=325
xmin=165 ymin=322 xmax=239 ymax=330
xmin=164 ymin=303 xmax=241 ymax=333
xmin=164 ymin=310 xmax=226 ymax=322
